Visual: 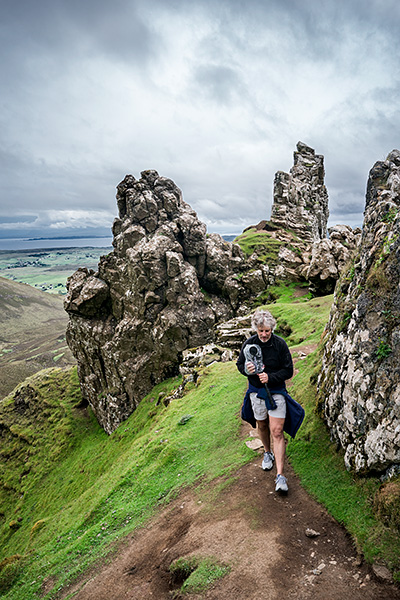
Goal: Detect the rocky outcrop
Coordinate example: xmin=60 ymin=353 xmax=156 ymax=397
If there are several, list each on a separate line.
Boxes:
xmin=65 ymin=171 xmax=269 ymax=433
xmin=318 ymin=150 xmax=400 ymax=474
xmin=306 ymin=224 xmax=362 ymax=295
xmin=215 ymin=315 xmax=252 ymax=350
xmin=244 ymin=143 xmax=360 ymax=294
xmin=270 ymin=141 xmax=329 ymax=243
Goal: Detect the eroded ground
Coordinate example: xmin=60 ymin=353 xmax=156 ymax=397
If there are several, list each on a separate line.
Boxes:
xmin=62 ymin=433 xmax=400 ymax=600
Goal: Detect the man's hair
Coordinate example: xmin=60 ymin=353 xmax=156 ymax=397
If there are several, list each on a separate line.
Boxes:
xmin=251 ymin=309 xmax=277 ymax=332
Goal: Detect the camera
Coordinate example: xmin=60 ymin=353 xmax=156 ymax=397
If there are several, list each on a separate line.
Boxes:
xmin=243 ymin=344 xmax=277 ymax=410
xmin=243 ymin=344 xmax=264 ymax=374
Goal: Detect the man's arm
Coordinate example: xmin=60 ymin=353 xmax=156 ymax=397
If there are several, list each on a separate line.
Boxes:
xmin=236 ymin=340 xmax=257 ymax=376
xmin=236 ymin=344 xmax=247 ymax=375
xmin=266 ymin=341 xmax=293 ymax=387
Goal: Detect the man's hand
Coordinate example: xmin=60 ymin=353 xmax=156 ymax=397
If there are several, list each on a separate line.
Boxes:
xmin=245 ymin=361 xmax=256 ymax=374
xmin=258 ymin=372 xmax=269 ymax=384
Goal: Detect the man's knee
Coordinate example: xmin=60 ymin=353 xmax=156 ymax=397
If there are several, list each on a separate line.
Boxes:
xmin=270 ymin=424 xmax=284 ymax=439
xmin=257 ymin=419 xmax=269 ymax=432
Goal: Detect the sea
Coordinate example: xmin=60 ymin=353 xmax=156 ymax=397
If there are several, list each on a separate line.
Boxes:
xmin=0 ymin=237 xmax=114 ymax=252
xmin=0 ymin=234 xmax=238 ymax=252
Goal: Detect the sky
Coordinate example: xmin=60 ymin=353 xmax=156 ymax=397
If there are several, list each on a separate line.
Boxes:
xmin=1 ymin=0 xmax=400 ymax=240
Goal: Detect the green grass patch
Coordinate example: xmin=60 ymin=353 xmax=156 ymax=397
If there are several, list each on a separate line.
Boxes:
xmin=267 ymin=281 xmax=313 ymax=303
xmin=257 ymin=285 xmax=333 ymax=346
xmin=0 ymin=363 xmax=251 ymax=599
xmin=234 ymin=228 xmax=284 ymax=263
xmin=287 ymin=350 xmax=400 ymax=580
xmin=170 ymin=555 xmax=230 ymax=594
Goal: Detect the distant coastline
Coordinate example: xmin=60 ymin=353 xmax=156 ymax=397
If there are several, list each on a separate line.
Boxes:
xmin=26 ymin=235 xmax=111 ymax=241
xmin=0 ymin=234 xmax=238 ymax=251
xmin=0 ymin=237 xmax=114 ymax=251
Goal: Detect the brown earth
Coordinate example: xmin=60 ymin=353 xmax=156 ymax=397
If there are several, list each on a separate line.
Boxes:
xmin=62 ymin=426 xmax=400 ymax=600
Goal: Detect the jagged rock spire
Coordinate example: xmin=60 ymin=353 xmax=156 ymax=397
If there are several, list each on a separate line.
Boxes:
xmin=270 ymin=142 xmax=329 ymax=243
xmin=64 ymin=171 xmax=268 ymax=433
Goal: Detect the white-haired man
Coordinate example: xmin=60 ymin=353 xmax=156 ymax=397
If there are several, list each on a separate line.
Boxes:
xmin=237 ymin=309 xmax=294 ymax=493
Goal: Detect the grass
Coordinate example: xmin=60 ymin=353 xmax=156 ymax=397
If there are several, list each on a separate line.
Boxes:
xmin=0 ymin=363 xmax=252 ymax=599
xmin=234 ymin=228 xmax=284 ymax=263
xmin=262 ymin=282 xmax=333 ymax=346
xmin=169 ymin=555 xmax=230 ymax=595
xmin=1 ymin=280 xmax=400 ymax=597
xmin=0 ymin=247 xmax=111 ymax=295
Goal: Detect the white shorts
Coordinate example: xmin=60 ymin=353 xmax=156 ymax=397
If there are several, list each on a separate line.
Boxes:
xmin=250 ymin=392 xmax=286 ymax=421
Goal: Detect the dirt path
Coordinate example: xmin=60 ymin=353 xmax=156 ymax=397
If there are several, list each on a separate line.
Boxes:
xmin=63 ymin=431 xmax=400 ymax=600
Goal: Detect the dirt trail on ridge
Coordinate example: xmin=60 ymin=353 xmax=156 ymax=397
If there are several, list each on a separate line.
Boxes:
xmin=62 ymin=430 xmax=400 ymax=600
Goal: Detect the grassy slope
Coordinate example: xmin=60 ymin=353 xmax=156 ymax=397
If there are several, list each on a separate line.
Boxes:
xmin=233 ymin=228 xmax=284 ymax=262
xmin=1 ymin=283 xmax=399 ymax=598
xmin=0 ymin=277 xmax=75 ymax=398
xmin=0 ymin=364 xmax=253 ymax=598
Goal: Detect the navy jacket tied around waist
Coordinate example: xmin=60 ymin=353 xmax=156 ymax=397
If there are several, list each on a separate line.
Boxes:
xmin=241 ymin=384 xmax=305 ymax=439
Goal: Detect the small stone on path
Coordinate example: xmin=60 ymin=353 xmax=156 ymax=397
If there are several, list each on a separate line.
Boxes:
xmin=372 ymin=564 xmax=394 ymax=584
xmin=245 ymin=439 xmax=264 ymax=450
xmin=305 ymin=528 xmax=320 ymax=538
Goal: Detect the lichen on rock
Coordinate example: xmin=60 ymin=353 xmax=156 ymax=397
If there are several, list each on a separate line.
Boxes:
xmin=65 ymin=171 xmax=261 ymax=433
xmin=318 ymin=150 xmax=400 ymax=474
xmin=244 ymin=142 xmax=361 ymax=294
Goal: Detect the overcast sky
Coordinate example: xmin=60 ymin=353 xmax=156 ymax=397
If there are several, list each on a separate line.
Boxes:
xmin=1 ymin=0 xmax=399 ymax=240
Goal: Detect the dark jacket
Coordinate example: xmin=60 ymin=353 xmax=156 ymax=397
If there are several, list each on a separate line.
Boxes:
xmin=236 ymin=333 xmax=294 ymax=390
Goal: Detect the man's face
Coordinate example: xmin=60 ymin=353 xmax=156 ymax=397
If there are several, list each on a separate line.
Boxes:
xmin=257 ymin=326 xmax=272 ymax=343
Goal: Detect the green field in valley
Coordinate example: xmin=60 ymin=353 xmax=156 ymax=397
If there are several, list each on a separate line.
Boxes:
xmin=0 ymin=247 xmax=112 ymax=294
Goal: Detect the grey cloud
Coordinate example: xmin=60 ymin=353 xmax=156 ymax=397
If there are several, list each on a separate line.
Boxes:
xmin=0 ymin=144 xmax=118 ymax=215
xmin=0 ymin=215 xmax=36 ymax=223
xmin=191 ymin=64 xmax=244 ymax=105
xmin=1 ymin=0 xmax=400 ymax=239
xmin=0 ymin=0 xmax=160 ymax=72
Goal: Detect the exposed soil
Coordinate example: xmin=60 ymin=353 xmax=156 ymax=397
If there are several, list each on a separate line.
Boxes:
xmin=62 ymin=428 xmax=400 ymax=600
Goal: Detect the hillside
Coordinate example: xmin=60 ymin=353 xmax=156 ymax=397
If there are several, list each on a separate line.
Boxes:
xmin=0 ymin=277 xmax=75 ymax=398
xmin=1 ymin=288 xmax=400 ymax=599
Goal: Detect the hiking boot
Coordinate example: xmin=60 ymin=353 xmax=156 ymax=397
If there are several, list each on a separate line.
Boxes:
xmin=275 ymin=474 xmax=288 ymax=494
xmin=262 ymin=451 xmax=274 ymax=471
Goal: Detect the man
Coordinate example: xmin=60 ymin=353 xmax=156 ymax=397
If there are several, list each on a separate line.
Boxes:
xmin=236 ymin=308 xmax=293 ymax=493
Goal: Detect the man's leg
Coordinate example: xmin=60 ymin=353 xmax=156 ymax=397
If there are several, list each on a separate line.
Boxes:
xmin=257 ymin=418 xmax=271 ymax=452
xmin=269 ymin=416 xmax=285 ymax=475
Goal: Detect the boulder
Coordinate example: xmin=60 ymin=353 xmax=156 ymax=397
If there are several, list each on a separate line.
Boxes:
xmin=306 ymin=225 xmax=362 ymax=295
xmin=65 ymin=171 xmax=259 ymax=433
xmin=215 ymin=315 xmax=252 ymax=350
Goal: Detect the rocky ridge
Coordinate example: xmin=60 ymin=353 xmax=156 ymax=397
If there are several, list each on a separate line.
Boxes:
xmin=64 ymin=143 xmax=363 ymax=435
xmin=244 ymin=143 xmax=361 ymax=294
xmin=65 ymin=171 xmax=267 ymax=433
xmin=318 ymin=150 xmax=400 ymax=474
